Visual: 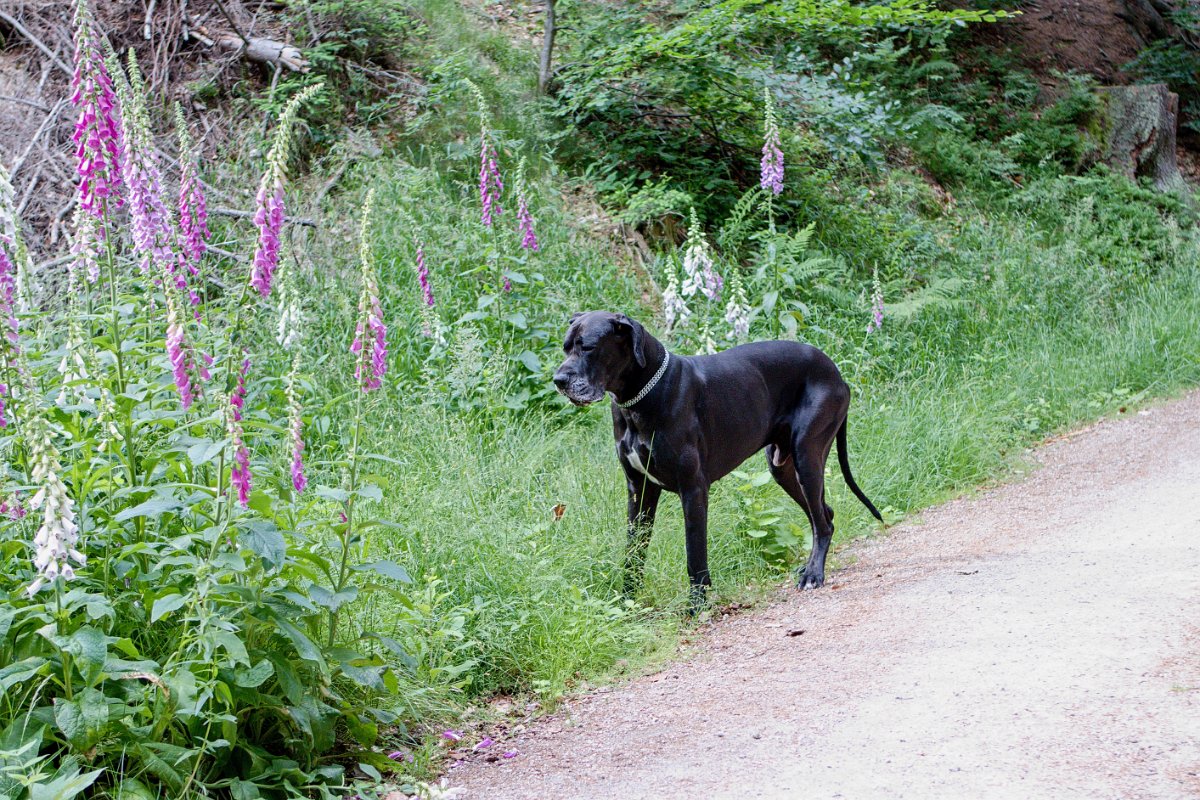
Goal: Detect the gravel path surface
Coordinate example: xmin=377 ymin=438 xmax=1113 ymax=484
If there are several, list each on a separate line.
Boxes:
xmin=450 ymin=391 xmax=1200 ymax=799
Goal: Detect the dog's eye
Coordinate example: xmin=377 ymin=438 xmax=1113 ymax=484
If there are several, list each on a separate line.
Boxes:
xmin=581 ymin=343 xmax=596 ymax=352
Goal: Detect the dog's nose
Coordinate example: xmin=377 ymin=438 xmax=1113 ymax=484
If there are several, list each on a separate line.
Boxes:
xmin=553 ymin=371 xmax=571 ymax=391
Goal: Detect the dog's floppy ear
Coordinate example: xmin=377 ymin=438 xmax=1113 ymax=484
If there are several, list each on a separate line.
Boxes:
xmin=568 ymin=312 xmax=585 ymax=326
xmin=613 ymin=314 xmax=646 ymax=368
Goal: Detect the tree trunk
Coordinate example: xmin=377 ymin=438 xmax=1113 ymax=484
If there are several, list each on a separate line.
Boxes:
xmin=538 ymin=0 xmax=557 ymax=95
xmin=1098 ymin=83 xmax=1189 ymax=195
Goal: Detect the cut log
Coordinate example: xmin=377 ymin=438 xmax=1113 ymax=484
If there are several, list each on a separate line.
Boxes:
xmin=1098 ymin=83 xmax=1190 ymax=194
xmin=188 ymin=22 xmax=309 ymax=72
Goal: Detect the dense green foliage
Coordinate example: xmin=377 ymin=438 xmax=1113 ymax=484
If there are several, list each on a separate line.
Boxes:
xmin=1 ymin=0 xmax=1199 ymax=797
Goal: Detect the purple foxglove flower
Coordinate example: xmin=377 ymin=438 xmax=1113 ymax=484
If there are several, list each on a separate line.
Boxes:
xmin=867 ymin=292 xmax=884 ymax=334
xmin=479 ymin=138 xmax=504 ymax=227
xmin=517 ymin=196 xmax=538 ymax=251
xmin=441 ymin=730 xmax=462 ymax=743
xmin=416 ymin=245 xmax=434 ymax=308
xmin=502 ymin=750 xmax=519 ymax=759
xmin=502 ymin=276 xmax=513 ymax=293
xmin=70 ymin=0 xmax=124 ymax=217
xmin=251 ymin=177 xmax=285 ymax=297
xmin=248 ymin=84 xmax=323 ymax=298
xmin=352 ymin=191 xmax=387 ymax=391
xmin=760 ymin=90 xmax=784 ymax=196
xmin=0 ymin=492 xmax=25 ymax=519
xmin=866 ymin=270 xmax=884 ymax=334
xmin=117 ymin=53 xmax=192 ymax=307
xmin=228 ymin=358 xmax=252 ymax=506
xmin=165 ymin=298 xmax=194 ymax=410
xmin=1 ymin=237 xmax=21 ymax=364
xmin=473 ymin=737 xmax=494 ymax=751
xmin=176 ymin=108 xmax=209 ymax=271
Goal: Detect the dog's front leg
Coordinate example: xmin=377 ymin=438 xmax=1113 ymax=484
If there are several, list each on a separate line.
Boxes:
xmin=623 ymin=478 xmax=662 ymax=597
xmin=680 ymin=484 xmax=711 ymax=615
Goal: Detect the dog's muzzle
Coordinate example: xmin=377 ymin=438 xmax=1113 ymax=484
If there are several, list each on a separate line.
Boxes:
xmin=553 ymin=369 xmax=604 ymax=406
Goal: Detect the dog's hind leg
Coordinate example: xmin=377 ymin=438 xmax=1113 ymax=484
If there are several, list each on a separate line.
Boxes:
xmin=622 ymin=478 xmax=662 ymax=597
xmin=785 ymin=401 xmax=844 ymax=590
xmin=767 ymin=445 xmax=815 ymax=525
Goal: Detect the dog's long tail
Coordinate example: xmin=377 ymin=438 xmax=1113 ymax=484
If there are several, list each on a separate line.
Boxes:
xmin=836 ymin=419 xmax=883 ymax=522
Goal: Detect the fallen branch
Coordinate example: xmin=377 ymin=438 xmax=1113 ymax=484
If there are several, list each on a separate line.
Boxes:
xmin=187 ymin=20 xmax=309 ymax=72
xmin=0 ymin=10 xmax=72 ymax=77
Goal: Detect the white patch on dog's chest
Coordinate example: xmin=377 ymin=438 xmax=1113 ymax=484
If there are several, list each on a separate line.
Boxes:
xmin=626 ymin=447 xmax=663 ymax=486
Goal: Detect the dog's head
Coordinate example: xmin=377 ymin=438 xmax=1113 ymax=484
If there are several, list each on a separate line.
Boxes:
xmin=552 ymin=311 xmax=646 ymax=406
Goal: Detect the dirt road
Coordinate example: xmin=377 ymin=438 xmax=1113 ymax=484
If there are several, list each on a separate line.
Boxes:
xmin=450 ymin=391 xmax=1200 ymax=799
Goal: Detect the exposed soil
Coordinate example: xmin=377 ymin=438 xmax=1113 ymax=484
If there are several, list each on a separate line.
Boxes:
xmin=973 ymin=0 xmax=1144 ymax=93
xmin=448 ymin=390 xmax=1200 ymax=799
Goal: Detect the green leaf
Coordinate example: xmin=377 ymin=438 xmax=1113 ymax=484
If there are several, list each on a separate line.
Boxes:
xmin=354 ymin=483 xmax=383 ymax=502
xmin=0 ymin=657 xmax=47 ymax=692
xmin=186 ymin=438 xmax=227 ymax=467
xmin=314 ymin=485 xmax=349 ymax=503
xmin=353 ymin=560 xmax=412 ymax=583
xmin=233 ymin=660 xmax=274 ymax=689
xmin=516 ymin=350 xmax=541 ymax=373
xmin=229 ymin=779 xmax=262 ymax=800
xmin=150 ymin=593 xmax=187 ymax=624
xmin=243 ymin=521 xmax=286 ymax=571
xmin=63 ymin=627 xmax=112 ymax=686
xmin=207 ymin=630 xmax=250 ymax=667
xmin=272 ymin=617 xmax=326 ymax=668
xmin=308 ymin=583 xmax=359 ymax=612
xmin=115 ymin=496 xmax=182 ymax=522
xmin=53 ymin=688 xmax=109 ymax=751
xmin=28 ymin=766 xmax=103 ymax=800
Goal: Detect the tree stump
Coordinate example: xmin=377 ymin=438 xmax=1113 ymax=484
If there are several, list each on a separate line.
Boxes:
xmin=1098 ymin=83 xmax=1190 ymax=195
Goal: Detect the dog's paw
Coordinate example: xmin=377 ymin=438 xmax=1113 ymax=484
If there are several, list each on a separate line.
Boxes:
xmin=795 ymin=568 xmax=825 ymax=590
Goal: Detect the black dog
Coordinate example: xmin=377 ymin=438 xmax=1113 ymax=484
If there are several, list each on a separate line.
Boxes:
xmin=553 ymin=311 xmax=882 ymax=610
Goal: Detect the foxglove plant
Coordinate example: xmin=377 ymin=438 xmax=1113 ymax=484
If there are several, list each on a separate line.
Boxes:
xmin=250 ymin=84 xmax=322 ymax=298
xmin=70 ymin=0 xmax=124 ymax=224
xmin=866 ymin=268 xmax=885 ymax=334
xmin=70 ymin=207 xmax=102 ymax=285
xmin=681 ymin=208 xmax=722 ymax=301
xmin=724 ymin=269 xmax=751 ymax=341
xmin=351 ymin=190 xmax=387 ymax=392
xmin=760 ymin=88 xmax=784 ymax=196
xmin=25 ymin=415 xmax=85 ymax=596
xmin=661 ymin=263 xmax=690 ymax=333
xmin=515 ymin=158 xmax=538 ymax=251
xmin=114 ymin=52 xmax=177 ymax=282
xmin=468 ymin=80 xmax=504 ymax=227
xmin=165 ymin=294 xmax=196 ymax=410
xmin=0 ymin=236 xmax=17 ymax=356
xmin=228 ymin=357 xmax=252 ymax=506
xmin=56 ymin=269 xmax=91 ymax=408
xmin=413 ymin=241 xmax=442 ymax=339
xmin=0 ymin=165 xmax=31 ymax=310
xmin=286 ymin=354 xmax=306 ymax=494
xmin=175 ymin=105 xmax=209 ymax=274
xmin=0 ymin=493 xmax=25 ymax=520
xmin=479 ymin=136 xmax=504 ymax=227
xmin=276 ymin=272 xmax=305 ymax=351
